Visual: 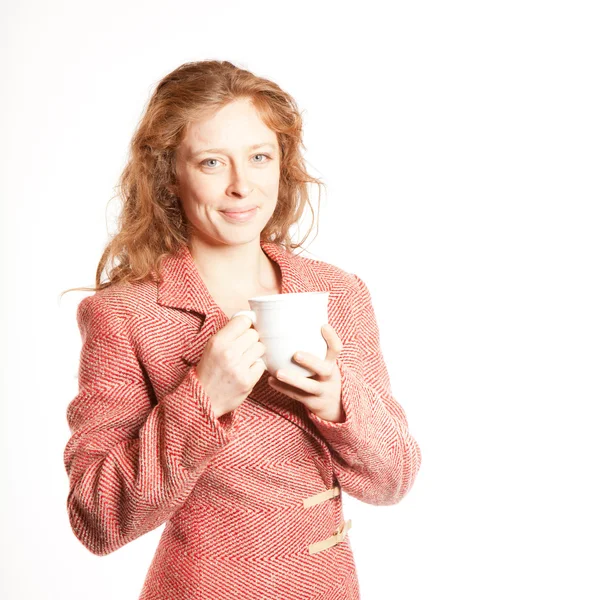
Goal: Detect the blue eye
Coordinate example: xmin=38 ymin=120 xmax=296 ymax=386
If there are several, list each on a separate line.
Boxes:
xmin=200 ymin=153 xmax=272 ymax=169
xmin=253 ymin=153 xmax=272 ymax=163
xmin=202 ymin=159 xmax=220 ymax=168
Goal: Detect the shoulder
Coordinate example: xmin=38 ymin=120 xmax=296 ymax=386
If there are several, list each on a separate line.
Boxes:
xmin=75 ymin=278 xmax=158 ymax=335
xmin=287 ymin=250 xmax=375 ymax=319
xmin=287 ymin=250 xmax=362 ymax=294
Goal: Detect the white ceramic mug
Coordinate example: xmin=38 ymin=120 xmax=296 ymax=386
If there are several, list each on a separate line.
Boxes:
xmin=231 ymin=291 xmax=329 ymax=378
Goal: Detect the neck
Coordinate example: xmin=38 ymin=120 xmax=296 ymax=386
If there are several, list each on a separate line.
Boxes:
xmin=187 ymin=236 xmax=274 ymax=293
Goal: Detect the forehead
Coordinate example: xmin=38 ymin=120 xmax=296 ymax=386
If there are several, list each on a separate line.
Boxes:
xmin=184 ymin=99 xmax=278 ymax=150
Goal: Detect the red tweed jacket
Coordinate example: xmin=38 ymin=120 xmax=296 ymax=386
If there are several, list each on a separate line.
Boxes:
xmin=63 ymin=240 xmax=422 ymax=600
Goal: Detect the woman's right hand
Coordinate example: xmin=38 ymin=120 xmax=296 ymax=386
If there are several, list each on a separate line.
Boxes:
xmin=194 ymin=315 xmax=267 ymax=418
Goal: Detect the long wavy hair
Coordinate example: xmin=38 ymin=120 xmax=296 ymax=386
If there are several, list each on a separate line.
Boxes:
xmin=61 ymin=60 xmax=324 ymax=297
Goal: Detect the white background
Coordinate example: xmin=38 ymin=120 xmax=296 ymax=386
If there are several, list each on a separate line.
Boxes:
xmin=1 ymin=1 xmax=595 ymax=599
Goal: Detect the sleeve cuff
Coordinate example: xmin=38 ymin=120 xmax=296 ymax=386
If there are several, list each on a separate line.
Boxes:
xmin=305 ymin=357 xmax=368 ymax=458
xmin=161 ymin=367 xmax=242 ymax=471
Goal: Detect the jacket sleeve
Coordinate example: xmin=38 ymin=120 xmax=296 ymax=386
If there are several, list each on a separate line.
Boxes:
xmin=306 ymin=274 xmax=422 ymax=506
xmin=63 ymin=294 xmax=240 ymax=556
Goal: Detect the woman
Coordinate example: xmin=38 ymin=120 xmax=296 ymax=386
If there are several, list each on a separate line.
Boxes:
xmin=62 ymin=60 xmax=422 ymax=600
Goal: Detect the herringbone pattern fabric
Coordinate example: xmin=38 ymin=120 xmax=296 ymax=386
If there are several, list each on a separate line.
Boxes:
xmin=63 ymin=240 xmax=422 ymax=599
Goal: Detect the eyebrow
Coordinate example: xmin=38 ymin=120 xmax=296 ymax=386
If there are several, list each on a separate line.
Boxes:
xmin=190 ymin=142 xmax=277 ymax=158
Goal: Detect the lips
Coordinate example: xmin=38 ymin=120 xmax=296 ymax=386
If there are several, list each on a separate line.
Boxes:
xmin=221 ymin=206 xmax=257 ymax=214
xmin=219 ymin=207 xmax=258 ymax=222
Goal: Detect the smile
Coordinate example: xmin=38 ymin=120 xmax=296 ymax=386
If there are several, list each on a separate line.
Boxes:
xmin=219 ymin=208 xmax=258 ymax=223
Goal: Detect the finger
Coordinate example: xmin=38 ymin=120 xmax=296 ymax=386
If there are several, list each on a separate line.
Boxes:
xmin=271 ymin=369 xmax=323 ymax=396
xmin=220 ymin=314 xmax=256 ymax=344
xmin=243 ymin=340 xmax=266 ymax=369
xmin=321 ymin=324 xmax=343 ymax=361
xmin=268 ymin=376 xmax=308 ymax=404
xmin=226 ymin=320 xmax=260 ymax=356
xmin=268 ymin=376 xmax=324 ymax=413
xmin=249 ymin=357 xmax=267 ymax=377
xmin=231 ymin=314 xmax=254 ymax=328
xmin=292 ymin=351 xmax=334 ymax=379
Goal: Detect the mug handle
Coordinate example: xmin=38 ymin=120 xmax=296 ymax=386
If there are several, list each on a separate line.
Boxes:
xmin=231 ymin=309 xmax=257 ymax=327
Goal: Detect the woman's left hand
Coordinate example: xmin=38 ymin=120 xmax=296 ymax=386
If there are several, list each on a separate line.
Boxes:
xmin=267 ymin=324 xmax=346 ymax=423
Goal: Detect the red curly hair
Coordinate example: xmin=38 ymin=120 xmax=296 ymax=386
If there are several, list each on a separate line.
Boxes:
xmin=62 ymin=60 xmax=324 ymax=296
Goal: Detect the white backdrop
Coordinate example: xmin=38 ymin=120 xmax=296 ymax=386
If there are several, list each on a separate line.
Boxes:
xmin=1 ymin=1 xmax=595 ymax=599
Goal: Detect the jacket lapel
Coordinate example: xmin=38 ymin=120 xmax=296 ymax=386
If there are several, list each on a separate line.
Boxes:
xmin=156 ymin=239 xmax=316 ymax=316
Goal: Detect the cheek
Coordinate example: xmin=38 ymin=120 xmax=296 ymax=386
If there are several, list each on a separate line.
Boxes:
xmin=264 ymin=175 xmax=280 ymax=200
xmin=178 ymin=191 xmax=212 ymax=227
xmin=181 ymin=176 xmax=219 ymax=208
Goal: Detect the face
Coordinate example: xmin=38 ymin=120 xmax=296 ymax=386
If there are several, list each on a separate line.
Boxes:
xmin=174 ymin=98 xmax=281 ymax=246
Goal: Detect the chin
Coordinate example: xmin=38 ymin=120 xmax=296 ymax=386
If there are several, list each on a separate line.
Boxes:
xmin=217 ymin=225 xmax=266 ymax=244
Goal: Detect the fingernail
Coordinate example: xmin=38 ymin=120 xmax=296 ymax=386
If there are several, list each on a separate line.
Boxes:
xmin=295 ymin=352 xmax=303 ymax=361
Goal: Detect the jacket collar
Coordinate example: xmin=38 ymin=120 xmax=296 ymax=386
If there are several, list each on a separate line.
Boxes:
xmin=156 ymin=239 xmax=320 ymax=317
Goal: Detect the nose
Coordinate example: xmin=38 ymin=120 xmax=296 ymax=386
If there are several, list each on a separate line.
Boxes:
xmin=227 ymin=164 xmax=253 ymax=197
